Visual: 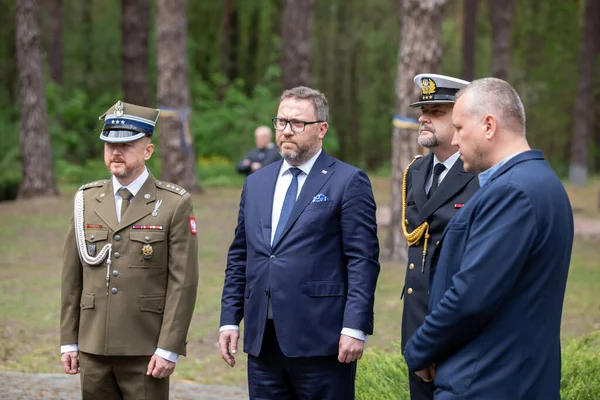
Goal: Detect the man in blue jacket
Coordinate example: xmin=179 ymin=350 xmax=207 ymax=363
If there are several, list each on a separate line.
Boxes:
xmin=403 ymin=78 xmax=574 ymax=399
xmin=219 ymin=86 xmax=380 ymax=399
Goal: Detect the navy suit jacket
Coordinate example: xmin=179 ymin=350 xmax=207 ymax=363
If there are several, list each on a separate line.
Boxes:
xmin=220 ymin=151 xmax=380 ymax=358
xmin=404 ymin=150 xmax=573 ymax=399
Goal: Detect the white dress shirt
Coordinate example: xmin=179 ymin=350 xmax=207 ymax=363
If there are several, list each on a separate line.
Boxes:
xmin=221 ymin=149 xmax=368 ymax=342
xmin=425 ymin=152 xmax=460 ymax=194
xmin=61 ymin=168 xmax=179 ymax=363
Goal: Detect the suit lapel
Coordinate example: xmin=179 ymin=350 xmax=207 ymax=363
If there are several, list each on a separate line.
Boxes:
xmin=420 ymin=158 xmax=474 ymax=221
xmin=272 ymin=152 xmax=335 ymax=250
xmin=260 ymin=161 xmax=283 ymax=247
xmin=94 ymin=179 xmax=118 ymax=232
xmin=411 ymin=154 xmax=432 ymax=215
xmin=118 ymin=175 xmax=157 ymax=230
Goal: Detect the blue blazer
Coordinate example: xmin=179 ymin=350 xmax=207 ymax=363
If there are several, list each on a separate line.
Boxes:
xmin=220 ymin=151 xmax=380 ymax=358
xmin=404 ymin=150 xmax=573 ymax=399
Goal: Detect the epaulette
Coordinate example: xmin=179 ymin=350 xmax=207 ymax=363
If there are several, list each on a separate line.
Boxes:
xmin=78 ymin=180 xmax=109 ymax=191
xmin=156 ymin=180 xmax=187 ymax=196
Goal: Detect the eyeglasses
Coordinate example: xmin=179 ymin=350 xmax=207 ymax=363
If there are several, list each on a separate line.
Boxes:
xmin=272 ymin=118 xmax=323 ymax=133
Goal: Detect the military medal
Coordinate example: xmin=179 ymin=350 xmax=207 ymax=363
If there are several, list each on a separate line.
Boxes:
xmin=142 ymin=244 xmax=153 ymax=259
xmin=152 ymin=199 xmax=163 ymax=217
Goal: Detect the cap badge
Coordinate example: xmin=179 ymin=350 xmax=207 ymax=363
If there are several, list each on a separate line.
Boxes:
xmin=420 ymin=78 xmax=437 ymax=95
xmin=115 ymin=100 xmax=124 ymax=117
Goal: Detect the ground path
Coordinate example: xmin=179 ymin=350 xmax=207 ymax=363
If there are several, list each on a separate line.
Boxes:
xmin=0 ymin=371 xmax=248 ymax=400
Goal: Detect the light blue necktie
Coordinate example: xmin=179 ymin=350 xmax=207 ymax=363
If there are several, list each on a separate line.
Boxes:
xmin=272 ymin=167 xmax=302 ymax=246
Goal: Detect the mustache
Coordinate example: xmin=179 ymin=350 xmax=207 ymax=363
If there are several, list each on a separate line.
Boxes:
xmin=419 ymin=124 xmax=434 ymax=134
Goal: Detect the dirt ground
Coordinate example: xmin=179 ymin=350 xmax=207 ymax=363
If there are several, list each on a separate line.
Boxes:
xmin=0 ymin=371 xmax=248 ymax=400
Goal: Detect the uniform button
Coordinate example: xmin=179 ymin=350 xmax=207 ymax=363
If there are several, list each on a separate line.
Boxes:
xmin=111 ymin=288 xmax=118 ymax=295
xmin=158 ymin=305 xmax=163 ymax=311
xmin=145 ymin=236 xmax=151 ymax=241
xmin=269 ymin=255 xmax=276 ymax=260
xmin=112 ymin=270 xmax=119 ymax=277
xmin=405 ymin=219 xmax=409 ymax=225
xmin=90 ymin=234 xmax=95 ymax=240
xmin=114 ymin=252 xmax=120 ymax=259
xmin=114 ymin=234 xmax=121 ymax=241
xmin=407 ymin=288 xmax=413 ymax=295
xmin=409 ymin=263 xmax=415 ymax=270
xmin=436 ymin=241 xmax=440 ymax=246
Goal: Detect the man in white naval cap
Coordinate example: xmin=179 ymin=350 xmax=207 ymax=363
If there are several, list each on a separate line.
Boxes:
xmin=400 ymin=75 xmax=479 ymax=400
xmin=60 ymin=100 xmax=199 ymax=400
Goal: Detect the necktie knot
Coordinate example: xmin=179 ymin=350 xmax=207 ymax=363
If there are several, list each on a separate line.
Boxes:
xmin=118 ymin=187 xmax=133 ymax=201
xmin=433 ymin=163 xmax=446 ymax=176
xmin=289 ymin=167 xmax=302 ymax=178
xmin=118 ymin=187 xmax=133 ymax=220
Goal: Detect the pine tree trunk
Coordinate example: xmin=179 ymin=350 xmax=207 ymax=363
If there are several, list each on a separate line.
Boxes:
xmin=156 ymin=0 xmax=201 ymax=192
xmin=488 ymin=0 xmax=514 ymax=81
xmin=569 ymin=0 xmax=600 ymax=185
xmin=385 ymin=0 xmax=446 ymax=262
xmin=43 ymin=0 xmax=63 ymax=85
xmin=461 ymin=0 xmax=477 ymax=81
xmin=16 ymin=0 xmax=57 ymax=198
xmin=122 ymin=0 xmax=151 ymax=106
xmin=281 ymin=0 xmax=316 ymax=89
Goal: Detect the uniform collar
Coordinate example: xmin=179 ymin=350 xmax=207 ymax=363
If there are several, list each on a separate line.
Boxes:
xmin=432 ymin=151 xmax=460 ymax=172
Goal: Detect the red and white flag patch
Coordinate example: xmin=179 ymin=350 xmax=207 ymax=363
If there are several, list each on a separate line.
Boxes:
xmin=189 ymin=217 xmax=197 ymax=235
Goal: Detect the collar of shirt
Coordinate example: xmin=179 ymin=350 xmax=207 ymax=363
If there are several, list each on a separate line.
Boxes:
xmin=433 ymin=151 xmax=460 ymax=172
xmin=277 ymin=148 xmax=322 ymax=178
xmin=478 ymin=151 xmax=524 ymax=187
xmin=112 ymin=167 xmax=149 ymax=197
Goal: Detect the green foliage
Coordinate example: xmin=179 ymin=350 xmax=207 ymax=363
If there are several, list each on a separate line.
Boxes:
xmin=356 ymin=344 xmax=410 ymax=400
xmin=560 ymin=332 xmax=600 ymax=399
xmin=356 ymin=334 xmax=600 ymax=400
xmin=197 ymin=156 xmax=245 ymax=188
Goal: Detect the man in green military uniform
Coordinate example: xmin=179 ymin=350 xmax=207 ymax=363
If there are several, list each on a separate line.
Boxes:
xmin=60 ymin=101 xmax=199 ymax=400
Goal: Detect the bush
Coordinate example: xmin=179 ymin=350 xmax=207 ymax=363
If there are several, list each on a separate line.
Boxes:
xmin=356 ymin=332 xmax=600 ymax=400
xmin=197 ymin=155 xmax=245 ymax=188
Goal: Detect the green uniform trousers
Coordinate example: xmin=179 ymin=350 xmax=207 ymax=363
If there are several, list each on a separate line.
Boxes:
xmin=79 ymin=352 xmax=169 ymax=400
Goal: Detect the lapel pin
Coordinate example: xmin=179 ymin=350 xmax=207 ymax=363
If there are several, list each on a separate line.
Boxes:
xmin=454 ymin=203 xmax=464 ymax=208
xmin=144 ymin=193 xmax=150 ymax=199
xmin=321 ymin=170 xmax=327 ymax=174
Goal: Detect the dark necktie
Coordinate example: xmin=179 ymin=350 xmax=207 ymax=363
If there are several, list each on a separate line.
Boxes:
xmin=428 ymin=163 xmax=446 ymax=198
xmin=118 ymin=187 xmax=133 ymax=219
xmin=272 ymin=168 xmax=302 ymax=246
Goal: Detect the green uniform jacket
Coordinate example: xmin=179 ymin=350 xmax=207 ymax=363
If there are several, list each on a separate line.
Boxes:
xmin=60 ymin=174 xmax=198 ymax=356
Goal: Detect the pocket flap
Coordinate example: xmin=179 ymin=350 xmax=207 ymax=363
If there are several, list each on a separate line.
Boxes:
xmin=80 ymin=292 xmax=95 ymax=310
xmin=305 ymin=281 xmax=347 ymax=297
xmin=139 ymin=295 xmax=166 ymax=314
xmin=130 ymin=231 xmax=166 ymax=244
xmin=86 ymin=230 xmax=108 ymax=243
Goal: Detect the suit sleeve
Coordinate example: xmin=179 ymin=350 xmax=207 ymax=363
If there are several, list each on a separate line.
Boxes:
xmin=60 ymin=213 xmax=84 ymax=346
xmin=340 ymin=170 xmax=381 ymax=334
xmin=220 ymin=181 xmax=248 ymax=326
xmin=157 ymin=193 xmax=199 ymax=356
xmin=403 ymin=184 xmax=536 ymax=371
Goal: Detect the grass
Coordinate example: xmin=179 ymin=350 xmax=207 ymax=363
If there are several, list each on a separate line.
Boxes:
xmin=0 ymin=176 xmax=599 ymax=388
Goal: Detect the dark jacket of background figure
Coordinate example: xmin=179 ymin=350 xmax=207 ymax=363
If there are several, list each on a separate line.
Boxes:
xmin=236 ymin=144 xmax=281 ymax=175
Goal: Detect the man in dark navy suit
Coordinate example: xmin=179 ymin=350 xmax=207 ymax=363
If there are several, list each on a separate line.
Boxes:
xmin=404 ymin=78 xmax=574 ymax=399
xmin=219 ymin=86 xmax=380 ymax=399
xmin=400 ymin=74 xmax=479 ymax=400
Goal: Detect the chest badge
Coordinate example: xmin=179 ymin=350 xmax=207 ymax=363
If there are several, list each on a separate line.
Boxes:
xmin=152 ymin=199 xmax=163 ymax=217
xmin=142 ymin=244 xmax=153 ymax=259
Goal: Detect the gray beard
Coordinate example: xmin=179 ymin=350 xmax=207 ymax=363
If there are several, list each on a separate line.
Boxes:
xmin=417 ymin=134 xmax=439 ymax=148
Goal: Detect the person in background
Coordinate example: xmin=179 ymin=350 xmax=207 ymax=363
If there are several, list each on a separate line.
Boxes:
xmin=237 ymin=125 xmax=281 ymax=175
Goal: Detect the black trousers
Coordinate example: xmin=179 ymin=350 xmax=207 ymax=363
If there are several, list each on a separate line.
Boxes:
xmin=408 ymin=369 xmax=435 ymax=400
xmin=247 ymin=319 xmax=356 ymax=400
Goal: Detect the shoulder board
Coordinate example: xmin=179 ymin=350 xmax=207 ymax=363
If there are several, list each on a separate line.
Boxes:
xmin=155 ymin=181 xmax=187 ymax=196
xmin=78 ymin=180 xmax=109 ymax=191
